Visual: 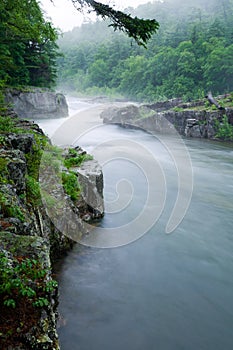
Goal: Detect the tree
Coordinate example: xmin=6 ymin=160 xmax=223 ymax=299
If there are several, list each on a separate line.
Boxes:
xmin=70 ymin=0 xmax=159 ymax=47
xmin=0 ymin=0 xmax=59 ymax=87
xmin=57 ymin=0 xmax=233 ymax=101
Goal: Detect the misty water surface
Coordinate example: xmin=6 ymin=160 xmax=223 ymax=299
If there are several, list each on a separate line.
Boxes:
xmin=37 ymin=99 xmax=233 ymax=350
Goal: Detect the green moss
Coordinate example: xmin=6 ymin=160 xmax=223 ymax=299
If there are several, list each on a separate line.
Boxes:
xmin=0 ymin=135 xmax=6 ymax=147
xmin=26 ymin=175 xmax=41 ymax=206
xmin=172 ymin=106 xmax=184 ymax=112
xmin=62 ymin=172 xmax=81 ymax=201
xmin=0 ymin=191 xmax=25 ymax=222
xmin=0 ymin=158 xmax=9 ymax=183
xmin=0 ymin=116 xmax=16 ymax=133
xmin=64 ymin=148 xmax=93 ymax=169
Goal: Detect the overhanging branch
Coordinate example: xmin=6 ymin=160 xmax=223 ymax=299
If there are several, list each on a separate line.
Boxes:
xmin=71 ymin=0 xmax=159 ymax=47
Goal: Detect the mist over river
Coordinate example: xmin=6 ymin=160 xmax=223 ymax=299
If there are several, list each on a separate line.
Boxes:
xmin=36 ymin=97 xmax=233 ymax=350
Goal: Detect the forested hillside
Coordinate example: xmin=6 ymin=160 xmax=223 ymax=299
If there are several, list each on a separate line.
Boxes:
xmin=57 ymin=0 xmax=233 ymax=101
xmin=0 ymin=0 xmax=59 ymax=88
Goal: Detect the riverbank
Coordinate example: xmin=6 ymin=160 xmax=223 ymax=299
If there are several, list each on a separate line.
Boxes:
xmin=100 ymin=94 xmax=233 ymax=141
xmin=2 ymin=93 xmax=232 ymax=348
xmin=0 ymin=106 xmax=104 ymax=349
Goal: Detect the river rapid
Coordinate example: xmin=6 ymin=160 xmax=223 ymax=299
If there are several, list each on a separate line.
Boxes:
xmin=36 ymin=97 xmax=233 ymax=350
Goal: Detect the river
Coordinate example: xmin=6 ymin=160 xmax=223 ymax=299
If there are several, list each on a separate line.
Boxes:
xmin=36 ymin=97 xmax=233 ymax=350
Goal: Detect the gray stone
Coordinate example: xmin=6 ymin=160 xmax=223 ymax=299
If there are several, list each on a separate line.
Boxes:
xmin=5 ymin=88 xmax=68 ymax=119
xmin=101 ymin=101 xmax=233 ymax=140
xmin=7 ymin=133 xmax=35 ymax=154
xmin=75 ymin=159 xmax=104 ymax=217
xmin=101 ymin=105 xmax=140 ymax=124
xmin=0 ymin=149 xmax=27 ymax=193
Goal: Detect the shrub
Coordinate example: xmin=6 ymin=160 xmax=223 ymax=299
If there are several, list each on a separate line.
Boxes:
xmin=64 ymin=148 xmax=93 ymax=169
xmin=62 ymin=172 xmax=81 ymax=201
xmin=0 ymin=251 xmax=58 ymax=310
xmin=0 ymin=191 xmax=25 ymax=222
xmin=0 ymin=116 xmax=15 ymax=133
xmin=215 ymin=115 xmax=233 ymax=141
xmin=26 ymin=175 xmax=41 ymax=206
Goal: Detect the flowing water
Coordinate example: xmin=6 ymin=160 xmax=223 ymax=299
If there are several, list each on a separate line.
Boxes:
xmin=36 ymin=98 xmax=233 ymax=350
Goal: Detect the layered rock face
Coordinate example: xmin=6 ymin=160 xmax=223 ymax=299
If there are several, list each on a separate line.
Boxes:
xmin=101 ymin=95 xmax=233 ymax=139
xmin=0 ymin=111 xmax=104 ymax=349
xmin=4 ymin=88 xmax=68 ymax=119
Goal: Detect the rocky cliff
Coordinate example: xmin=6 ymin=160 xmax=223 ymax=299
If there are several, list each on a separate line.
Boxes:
xmin=4 ymin=88 xmax=68 ymax=119
xmin=101 ymin=94 xmax=233 ymax=140
xmin=0 ymin=109 xmax=104 ymax=349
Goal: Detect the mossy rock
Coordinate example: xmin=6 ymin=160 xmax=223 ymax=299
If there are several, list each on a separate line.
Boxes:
xmin=0 ymin=232 xmax=50 ymax=266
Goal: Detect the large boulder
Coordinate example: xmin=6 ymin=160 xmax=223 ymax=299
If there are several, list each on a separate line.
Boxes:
xmin=76 ymin=159 xmax=104 ymax=219
xmin=5 ymin=88 xmax=68 ymax=119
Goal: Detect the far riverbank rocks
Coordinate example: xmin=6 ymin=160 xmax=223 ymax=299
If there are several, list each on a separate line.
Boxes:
xmin=101 ymin=94 xmax=233 ymax=139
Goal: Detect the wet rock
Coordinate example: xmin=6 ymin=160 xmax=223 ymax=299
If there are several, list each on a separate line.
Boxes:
xmin=145 ymin=98 xmax=183 ymax=111
xmin=7 ymin=133 xmax=35 ymax=154
xmin=75 ymin=159 xmax=104 ymax=218
xmin=101 ymin=99 xmax=233 ymax=140
xmin=5 ymin=88 xmax=68 ymax=119
xmin=0 ymin=149 xmax=27 ymax=193
xmin=101 ymin=104 xmax=140 ymax=124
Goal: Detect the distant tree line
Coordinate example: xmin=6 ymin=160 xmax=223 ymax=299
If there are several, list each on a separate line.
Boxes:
xmin=0 ymin=0 xmax=159 ymax=91
xmin=57 ymin=0 xmax=233 ymax=101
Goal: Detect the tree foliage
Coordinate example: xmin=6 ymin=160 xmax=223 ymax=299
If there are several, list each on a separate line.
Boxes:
xmin=0 ymin=0 xmax=59 ymax=88
xmin=71 ymin=0 xmax=159 ymax=47
xmin=57 ymin=0 xmax=233 ymax=101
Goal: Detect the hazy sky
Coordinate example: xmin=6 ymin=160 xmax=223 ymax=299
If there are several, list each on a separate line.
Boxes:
xmin=40 ymin=0 xmax=152 ymax=31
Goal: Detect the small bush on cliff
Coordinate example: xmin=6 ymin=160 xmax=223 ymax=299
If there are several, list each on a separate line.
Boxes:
xmin=0 ymin=116 xmax=15 ymax=133
xmin=0 ymin=191 xmax=25 ymax=222
xmin=62 ymin=172 xmax=81 ymax=201
xmin=25 ymin=175 xmax=41 ymax=206
xmin=0 ymin=252 xmax=57 ymax=308
xmin=0 ymin=251 xmax=58 ymax=345
xmin=64 ymin=148 xmax=93 ymax=169
xmin=215 ymin=115 xmax=233 ymax=141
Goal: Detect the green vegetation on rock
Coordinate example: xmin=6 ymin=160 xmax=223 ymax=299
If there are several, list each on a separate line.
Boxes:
xmin=0 ymin=251 xmax=57 ymax=309
xmin=0 ymin=191 xmax=25 ymax=222
xmin=62 ymin=172 xmax=81 ymax=201
xmin=215 ymin=115 xmax=233 ymax=141
xmin=64 ymin=148 xmax=93 ymax=169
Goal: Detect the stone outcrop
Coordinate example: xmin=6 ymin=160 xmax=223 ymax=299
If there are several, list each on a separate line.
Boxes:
xmin=4 ymin=88 xmax=68 ymax=119
xmin=0 ymin=233 xmax=60 ymax=350
xmin=101 ymin=95 xmax=233 ymax=139
xmin=76 ymin=158 xmax=104 ymax=220
xmin=0 ymin=111 xmax=104 ymax=349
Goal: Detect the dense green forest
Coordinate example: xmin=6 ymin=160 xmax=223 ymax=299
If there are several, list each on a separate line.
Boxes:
xmin=57 ymin=0 xmax=233 ymax=101
xmin=0 ymin=0 xmax=59 ymax=88
xmin=0 ymin=0 xmax=158 ymax=92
